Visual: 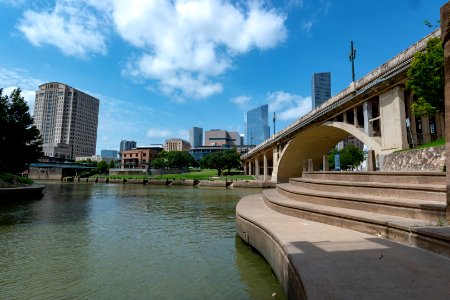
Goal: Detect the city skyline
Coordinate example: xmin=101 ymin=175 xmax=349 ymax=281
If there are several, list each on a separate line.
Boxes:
xmin=0 ymin=0 xmax=445 ymax=154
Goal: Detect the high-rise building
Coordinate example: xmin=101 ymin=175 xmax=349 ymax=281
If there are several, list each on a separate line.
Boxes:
xmin=311 ymin=72 xmax=331 ymax=108
xmin=164 ymin=138 xmax=191 ymax=151
xmin=205 ymin=129 xmax=241 ymax=147
xmin=120 ymin=140 xmax=137 ymax=154
xmin=33 ymin=82 xmax=99 ymax=160
xmin=101 ymin=149 xmax=119 ymax=160
xmin=189 ymin=127 xmax=203 ymax=148
xmin=244 ymin=104 xmax=270 ymax=146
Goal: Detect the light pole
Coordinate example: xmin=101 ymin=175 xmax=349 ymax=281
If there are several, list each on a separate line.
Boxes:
xmin=273 ymin=112 xmax=276 ymax=136
xmin=349 ymin=40 xmax=356 ymax=82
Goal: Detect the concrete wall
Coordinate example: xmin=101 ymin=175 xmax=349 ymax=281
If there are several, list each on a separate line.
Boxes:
xmin=382 ymin=146 xmax=445 ymax=171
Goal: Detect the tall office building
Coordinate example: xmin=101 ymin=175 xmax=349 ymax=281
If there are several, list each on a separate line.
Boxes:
xmin=205 ymin=129 xmax=241 ymax=147
xmin=311 ymin=72 xmax=331 ymax=108
xmin=120 ymin=140 xmax=137 ymax=154
xmin=189 ymin=127 xmax=203 ymax=148
xmin=244 ymin=104 xmax=270 ymax=146
xmin=101 ymin=149 xmax=119 ymax=159
xmin=33 ymin=82 xmax=99 ymax=160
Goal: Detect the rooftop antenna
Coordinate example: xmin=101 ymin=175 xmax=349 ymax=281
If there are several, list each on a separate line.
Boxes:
xmin=349 ymin=40 xmax=357 ymax=82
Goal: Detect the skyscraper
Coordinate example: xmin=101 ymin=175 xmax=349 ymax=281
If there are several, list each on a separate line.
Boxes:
xmin=189 ymin=127 xmax=203 ymax=148
xmin=33 ymin=82 xmax=99 ymax=160
xmin=311 ymin=72 xmax=331 ymax=108
xmin=245 ymin=104 xmax=270 ymax=146
xmin=120 ymin=140 xmax=137 ymax=154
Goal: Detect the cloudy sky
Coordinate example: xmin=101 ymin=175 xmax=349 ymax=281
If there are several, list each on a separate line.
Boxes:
xmin=0 ymin=0 xmax=445 ymax=153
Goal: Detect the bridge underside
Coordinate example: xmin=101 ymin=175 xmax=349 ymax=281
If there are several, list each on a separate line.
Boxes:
xmin=276 ymin=125 xmax=350 ymax=182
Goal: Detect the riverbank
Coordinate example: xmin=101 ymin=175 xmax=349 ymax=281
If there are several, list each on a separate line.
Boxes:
xmin=62 ymin=176 xmax=276 ymax=188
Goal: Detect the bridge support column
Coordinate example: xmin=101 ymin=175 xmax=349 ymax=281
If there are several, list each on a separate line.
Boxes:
xmin=441 ymin=2 xmax=450 ymax=222
xmin=380 ymin=86 xmax=408 ymax=151
xmin=248 ymin=161 xmax=252 ymax=176
xmin=263 ymin=153 xmax=268 ymax=182
xmin=243 ymin=161 xmax=247 ymax=175
xmin=255 ymin=158 xmax=260 ymax=176
xmin=323 ymin=155 xmax=329 ymax=171
xmin=354 ymin=107 xmax=359 ymax=127
xmin=363 ymin=101 xmax=373 ymax=136
xmin=271 ymin=148 xmax=279 ymax=183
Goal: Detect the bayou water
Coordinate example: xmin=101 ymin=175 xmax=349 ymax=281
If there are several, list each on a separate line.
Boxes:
xmin=0 ymin=182 xmax=285 ymax=299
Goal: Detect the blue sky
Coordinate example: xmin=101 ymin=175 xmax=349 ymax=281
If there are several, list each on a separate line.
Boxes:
xmin=0 ymin=0 xmax=445 ymax=153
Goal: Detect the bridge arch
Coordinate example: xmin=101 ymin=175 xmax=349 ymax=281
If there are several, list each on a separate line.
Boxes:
xmin=275 ymin=122 xmax=381 ymax=182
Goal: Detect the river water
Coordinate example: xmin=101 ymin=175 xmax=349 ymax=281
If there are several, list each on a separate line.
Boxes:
xmin=0 ymin=182 xmax=285 ymax=299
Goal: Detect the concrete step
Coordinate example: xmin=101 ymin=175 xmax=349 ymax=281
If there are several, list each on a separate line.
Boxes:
xmin=301 ymin=171 xmax=446 ymax=185
xmin=263 ymin=188 xmax=450 ymax=257
xmin=289 ymin=177 xmax=446 ymax=202
xmin=236 ymin=194 xmax=450 ymax=299
xmin=276 ymin=183 xmax=446 ymax=222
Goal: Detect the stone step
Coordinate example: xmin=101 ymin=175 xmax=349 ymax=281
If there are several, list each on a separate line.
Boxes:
xmin=236 ymin=194 xmax=450 ymax=299
xmin=277 ymin=183 xmax=446 ymax=222
xmin=263 ymin=188 xmax=450 ymax=257
xmin=301 ymin=171 xmax=446 ymax=185
xmin=289 ymin=177 xmax=446 ymax=202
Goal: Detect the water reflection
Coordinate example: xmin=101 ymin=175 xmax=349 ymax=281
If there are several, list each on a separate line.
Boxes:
xmin=0 ymin=183 xmax=285 ymax=299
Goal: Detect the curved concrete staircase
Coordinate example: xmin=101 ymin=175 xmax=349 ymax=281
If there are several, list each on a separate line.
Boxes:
xmin=263 ymin=171 xmax=450 ymax=257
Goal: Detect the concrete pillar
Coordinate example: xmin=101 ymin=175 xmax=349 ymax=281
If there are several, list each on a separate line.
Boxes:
xmin=248 ymin=161 xmax=252 ymax=176
xmin=255 ymin=158 xmax=260 ymax=176
xmin=308 ymin=159 xmax=313 ymax=172
xmin=323 ymin=155 xmax=329 ymax=171
xmin=271 ymin=148 xmax=279 ymax=183
xmin=440 ymin=2 xmax=450 ymax=222
xmin=422 ymin=116 xmax=431 ymax=143
xmin=343 ymin=111 xmax=348 ymax=123
xmin=302 ymin=161 xmax=307 ymax=172
xmin=363 ymin=101 xmax=373 ymax=136
xmin=354 ymin=107 xmax=359 ymax=128
xmin=263 ymin=153 xmax=268 ymax=182
xmin=379 ymin=86 xmax=409 ymax=151
xmin=367 ymin=150 xmax=376 ymax=171
xmin=243 ymin=161 xmax=247 ymax=175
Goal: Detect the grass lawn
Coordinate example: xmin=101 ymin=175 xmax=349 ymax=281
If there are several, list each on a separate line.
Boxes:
xmin=93 ymin=169 xmax=255 ymax=181
xmin=396 ymin=138 xmax=445 ymax=153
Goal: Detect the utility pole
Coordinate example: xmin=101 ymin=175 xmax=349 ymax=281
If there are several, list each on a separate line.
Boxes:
xmin=349 ymin=40 xmax=356 ymax=82
xmin=273 ymin=112 xmax=276 ymax=136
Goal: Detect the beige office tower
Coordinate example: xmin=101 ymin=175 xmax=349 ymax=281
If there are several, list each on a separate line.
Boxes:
xmin=33 ymin=82 xmax=99 ymax=160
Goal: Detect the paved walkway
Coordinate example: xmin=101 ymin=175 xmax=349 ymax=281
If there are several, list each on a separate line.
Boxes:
xmin=236 ymin=194 xmax=450 ymax=300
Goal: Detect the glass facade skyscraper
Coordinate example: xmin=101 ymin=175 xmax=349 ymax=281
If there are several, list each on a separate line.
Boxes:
xmin=245 ymin=104 xmax=270 ymax=146
xmin=119 ymin=140 xmax=136 ymax=154
xmin=189 ymin=127 xmax=203 ymax=148
xmin=311 ymin=72 xmax=331 ymax=108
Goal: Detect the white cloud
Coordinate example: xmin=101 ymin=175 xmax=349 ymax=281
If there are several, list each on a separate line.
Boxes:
xmin=302 ymin=21 xmax=313 ymax=33
xmin=17 ymin=0 xmax=108 ymax=58
xmin=230 ymin=95 xmax=251 ymax=108
xmin=267 ymin=91 xmax=311 ymax=121
xmin=147 ymin=128 xmax=174 ymax=139
xmin=0 ymin=67 xmax=43 ymax=114
xmin=17 ymin=0 xmax=287 ymax=100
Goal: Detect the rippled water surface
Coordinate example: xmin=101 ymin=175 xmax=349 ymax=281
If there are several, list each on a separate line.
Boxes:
xmin=0 ymin=183 xmax=285 ymax=299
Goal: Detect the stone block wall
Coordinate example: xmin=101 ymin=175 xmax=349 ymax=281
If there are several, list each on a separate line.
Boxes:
xmin=382 ymin=146 xmax=445 ymax=171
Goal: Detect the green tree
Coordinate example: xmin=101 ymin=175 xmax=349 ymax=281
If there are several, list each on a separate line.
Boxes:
xmin=223 ymin=148 xmax=241 ymax=174
xmin=327 ymin=144 xmax=364 ymax=171
xmin=200 ymin=151 xmax=226 ymax=176
xmin=108 ymin=160 xmax=115 ymax=169
xmin=340 ymin=144 xmax=365 ymax=170
xmin=0 ymin=88 xmax=43 ymax=174
xmin=150 ymin=157 xmax=168 ymax=169
xmin=406 ymin=37 xmax=444 ymax=116
xmin=96 ymin=160 xmax=109 ymax=174
xmin=165 ymin=151 xmax=197 ymax=168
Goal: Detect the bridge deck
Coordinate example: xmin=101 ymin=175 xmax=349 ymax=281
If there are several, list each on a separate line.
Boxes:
xmin=236 ymin=194 xmax=450 ymax=300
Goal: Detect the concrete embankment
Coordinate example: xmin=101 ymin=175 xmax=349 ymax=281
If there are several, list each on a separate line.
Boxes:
xmin=236 ymin=194 xmax=450 ymax=300
xmin=62 ymin=177 xmax=275 ymax=188
xmin=0 ymin=184 xmax=45 ymax=197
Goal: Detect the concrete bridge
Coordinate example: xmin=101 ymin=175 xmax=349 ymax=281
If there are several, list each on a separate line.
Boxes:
xmin=242 ymin=29 xmax=444 ymax=183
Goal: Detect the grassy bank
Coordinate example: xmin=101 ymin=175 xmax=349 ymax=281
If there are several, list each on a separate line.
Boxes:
xmin=0 ymin=172 xmax=33 ymax=187
xmin=396 ymin=138 xmax=445 ymax=153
